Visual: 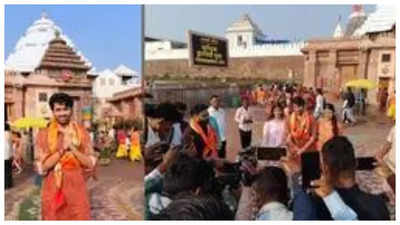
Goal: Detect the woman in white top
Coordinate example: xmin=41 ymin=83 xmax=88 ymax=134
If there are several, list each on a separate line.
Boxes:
xmin=262 ymin=105 xmax=287 ymax=148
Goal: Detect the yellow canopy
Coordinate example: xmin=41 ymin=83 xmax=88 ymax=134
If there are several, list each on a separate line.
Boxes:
xmin=12 ymin=117 xmax=49 ymax=129
xmin=345 ymin=79 xmax=376 ymax=90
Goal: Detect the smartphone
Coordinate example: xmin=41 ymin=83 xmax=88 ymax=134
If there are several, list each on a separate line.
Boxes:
xmin=256 ymin=147 xmax=287 ymax=161
xmin=356 ymin=157 xmax=377 ymax=170
xmin=301 ymin=152 xmax=321 ymax=190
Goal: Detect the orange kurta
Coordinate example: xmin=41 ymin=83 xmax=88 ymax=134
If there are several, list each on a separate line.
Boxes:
xmin=288 ymin=112 xmax=316 ymax=154
xmin=36 ymin=123 xmax=93 ymax=220
xmin=130 ymin=131 xmax=142 ymax=161
xmin=316 ymin=120 xmax=342 ymax=151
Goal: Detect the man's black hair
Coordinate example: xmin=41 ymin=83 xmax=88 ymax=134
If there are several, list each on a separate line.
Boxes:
xmin=321 ymin=136 xmax=357 ymax=176
xmin=347 ymin=87 xmax=353 ymax=92
xmin=157 ymin=102 xmax=179 ymax=122
xmin=292 ymin=96 xmax=305 ymax=107
xmin=144 ymin=104 xmax=162 ymax=118
xmin=154 ymin=194 xmax=234 ymax=220
xmin=163 ymin=154 xmax=215 ymax=198
xmin=190 ymin=104 xmax=209 ymax=117
xmin=49 ymin=93 xmax=73 ymax=110
xmin=253 ymin=166 xmax=289 ymax=206
xmin=175 ymin=102 xmax=187 ymax=112
xmin=209 ymin=95 xmax=219 ymax=102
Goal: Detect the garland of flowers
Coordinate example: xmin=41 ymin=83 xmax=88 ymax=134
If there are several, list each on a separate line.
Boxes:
xmin=289 ymin=112 xmax=311 ymax=140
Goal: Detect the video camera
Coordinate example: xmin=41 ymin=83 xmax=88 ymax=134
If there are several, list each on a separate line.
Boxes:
xmin=215 ymin=147 xmax=257 ymax=189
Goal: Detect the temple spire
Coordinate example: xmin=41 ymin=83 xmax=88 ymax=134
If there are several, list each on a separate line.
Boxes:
xmin=333 ymin=15 xmax=344 ymax=38
xmin=41 ymin=11 xmax=48 ymax=19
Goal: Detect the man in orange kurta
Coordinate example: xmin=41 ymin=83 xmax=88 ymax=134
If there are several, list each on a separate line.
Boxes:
xmin=287 ymin=97 xmax=317 ymax=157
xmin=35 ymin=93 xmax=96 ymax=220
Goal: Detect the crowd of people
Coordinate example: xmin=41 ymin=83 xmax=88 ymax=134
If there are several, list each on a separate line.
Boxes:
xmin=143 ymin=82 xmax=395 ymax=220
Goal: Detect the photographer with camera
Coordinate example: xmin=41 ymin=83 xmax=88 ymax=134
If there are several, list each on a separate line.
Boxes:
xmin=235 ymin=152 xmax=317 ymax=220
xmin=143 ymin=103 xmax=181 ymax=174
xmin=144 ymin=146 xmax=230 ymax=220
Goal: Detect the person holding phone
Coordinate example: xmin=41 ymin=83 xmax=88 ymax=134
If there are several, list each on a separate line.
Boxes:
xmin=235 ymin=97 xmax=253 ymax=149
xmin=312 ymin=136 xmax=389 ymax=220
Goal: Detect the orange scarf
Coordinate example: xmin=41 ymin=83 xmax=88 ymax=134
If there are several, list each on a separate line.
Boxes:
xmin=289 ymin=112 xmax=312 ymax=141
xmin=190 ymin=118 xmax=218 ymax=158
xmin=48 ymin=119 xmax=83 ymax=211
xmin=48 ymin=119 xmax=83 ymax=169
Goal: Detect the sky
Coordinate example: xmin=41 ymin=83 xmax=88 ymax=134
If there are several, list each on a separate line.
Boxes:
xmin=145 ymin=5 xmax=376 ymax=42
xmin=5 ymin=5 xmax=142 ymax=73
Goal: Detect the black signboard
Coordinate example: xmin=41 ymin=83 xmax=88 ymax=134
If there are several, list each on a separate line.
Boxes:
xmin=188 ymin=30 xmax=229 ymax=67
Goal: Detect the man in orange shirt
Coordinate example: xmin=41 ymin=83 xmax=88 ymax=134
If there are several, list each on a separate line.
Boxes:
xmin=35 ymin=93 xmax=96 ymax=220
xmin=287 ymin=97 xmax=317 ymax=156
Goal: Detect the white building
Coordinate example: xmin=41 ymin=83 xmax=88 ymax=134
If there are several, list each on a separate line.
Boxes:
xmin=93 ymin=64 xmax=140 ymax=99
xmin=114 ymin=64 xmax=141 ymax=86
xmin=6 ymin=12 xmax=92 ymax=73
xmin=225 ymin=13 xmax=267 ymax=49
xmin=145 ymin=13 xmax=306 ymax=60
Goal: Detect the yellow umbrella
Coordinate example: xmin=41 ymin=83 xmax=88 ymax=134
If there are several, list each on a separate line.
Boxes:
xmin=345 ymin=79 xmax=376 ymax=90
xmin=12 ymin=117 xmax=49 ymax=129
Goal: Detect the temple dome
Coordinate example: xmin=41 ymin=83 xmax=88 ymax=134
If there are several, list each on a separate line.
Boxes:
xmin=353 ymin=5 xmax=396 ymax=36
xmin=6 ymin=12 xmax=91 ymax=72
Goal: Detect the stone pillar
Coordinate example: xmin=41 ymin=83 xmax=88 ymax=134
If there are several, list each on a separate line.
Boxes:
xmin=121 ymin=100 xmax=130 ymax=119
xmin=304 ymin=50 xmax=316 ymax=88
xmin=359 ymin=50 xmax=369 ymax=79
xmin=12 ymin=87 xmax=25 ymax=121
xmin=328 ymin=50 xmax=338 ymax=92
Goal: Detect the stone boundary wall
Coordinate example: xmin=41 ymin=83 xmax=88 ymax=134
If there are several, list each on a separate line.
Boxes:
xmin=145 ymin=55 xmax=305 ymax=82
xmin=145 ymin=42 xmax=306 ymax=60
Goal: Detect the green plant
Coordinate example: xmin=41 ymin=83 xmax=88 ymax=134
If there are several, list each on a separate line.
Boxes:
xmin=99 ymin=146 xmax=112 ymax=159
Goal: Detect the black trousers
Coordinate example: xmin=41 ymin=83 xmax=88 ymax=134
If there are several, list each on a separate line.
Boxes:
xmin=218 ymin=141 xmax=227 ymax=159
xmin=239 ymin=129 xmax=252 ymax=149
xmin=5 ymin=159 xmax=13 ymax=189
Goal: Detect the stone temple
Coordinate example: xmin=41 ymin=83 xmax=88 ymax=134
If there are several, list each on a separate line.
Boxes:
xmin=302 ymin=5 xmax=396 ymax=104
xmin=5 ymin=12 xmax=95 ymax=123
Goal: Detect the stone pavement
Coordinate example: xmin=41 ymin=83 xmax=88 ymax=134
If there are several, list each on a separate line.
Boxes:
xmin=5 ymin=159 xmax=144 ymax=220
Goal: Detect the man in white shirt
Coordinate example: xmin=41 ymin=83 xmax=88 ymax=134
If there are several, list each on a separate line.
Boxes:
xmin=234 ymin=97 xmax=253 ymax=149
xmin=314 ymin=88 xmax=325 ymax=119
xmin=208 ymin=95 xmax=227 ymax=158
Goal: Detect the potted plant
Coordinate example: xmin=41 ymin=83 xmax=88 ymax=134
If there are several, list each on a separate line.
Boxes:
xmin=98 ymin=138 xmax=116 ymax=166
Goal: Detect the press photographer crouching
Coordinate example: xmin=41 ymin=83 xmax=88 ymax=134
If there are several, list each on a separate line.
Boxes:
xmin=144 ymin=147 xmax=234 ymax=220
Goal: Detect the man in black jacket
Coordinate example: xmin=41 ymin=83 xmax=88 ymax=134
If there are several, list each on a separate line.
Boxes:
xmin=312 ymin=136 xmax=390 ymax=220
